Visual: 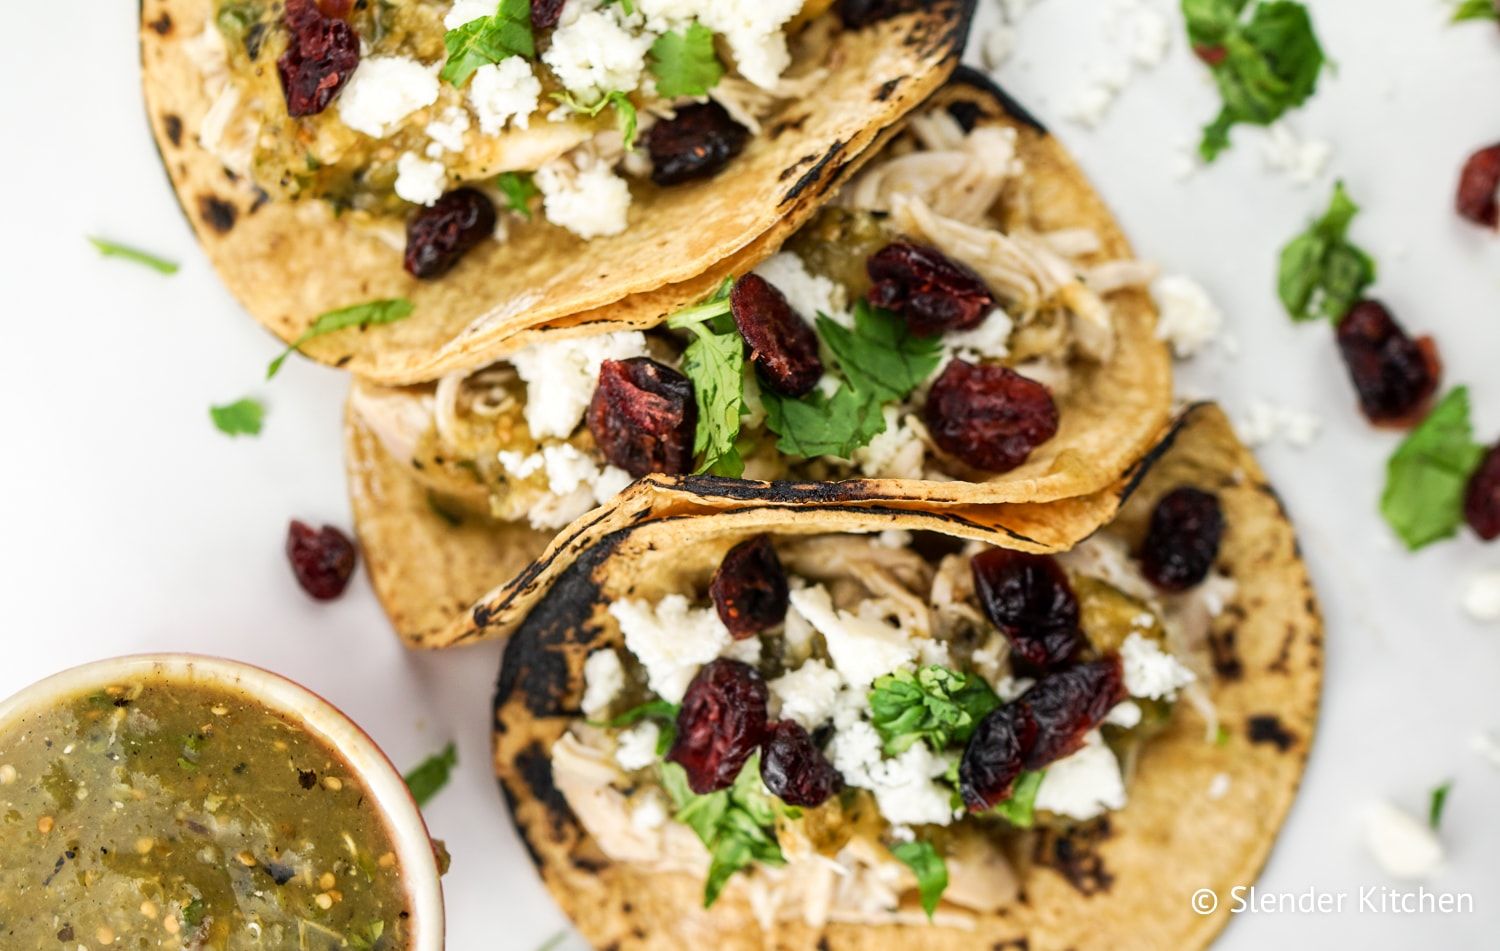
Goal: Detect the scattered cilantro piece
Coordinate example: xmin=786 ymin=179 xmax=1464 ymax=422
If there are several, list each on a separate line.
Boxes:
xmin=648 ymin=23 xmax=725 ymax=97
xmin=441 ymin=0 xmax=535 ymax=87
xmin=209 ymin=397 xmax=265 ymax=437
xmin=349 ymin=921 xmax=387 ymax=951
xmin=553 ymin=90 xmax=639 ymax=150
xmin=404 ymin=742 xmax=459 ymax=807
xmin=181 ymin=898 xmax=206 ymax=929
xmin=869 ymin=666 xmax=1001 ymax=756
xmin=991 ymin=770 xmax=1045 ymax=827
xmin=1277 ymin=181 xmax=1376 ymax=323
xmin=1429 ymin=780 xmax=1453 ymax=830
xmin=495 ymin=171 xmax=540 ymax=218
xmin=1182 ymin=0 xmax=1326 ymax=161
xmin=669 ymin=283 xmax=744 ymax=476
xmin=1381 ymin=387 xmax=1486 ymax=550
xmin=1453 ymin=0 xmax=1499 ymax=21
xmin=266 ymin=298 xmax=414 ymax=379
xmin=532 ymin=931 xmax=568 ymax=951
xmin=1215 ymin=724 xmax=1232 ymax=746
xmin=592 ymin=699 xmax=680 ymax=753
xmin=662 ymin=755 xmax=784 ymax=907
xmin=87 ymin=236 xmax=179 ymax=275
xmin=890 ymin=840 xmax=948 ymax=918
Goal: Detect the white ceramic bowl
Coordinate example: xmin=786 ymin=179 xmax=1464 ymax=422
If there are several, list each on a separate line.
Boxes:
xmin=0 ymin=653 xmax=446 ymax=950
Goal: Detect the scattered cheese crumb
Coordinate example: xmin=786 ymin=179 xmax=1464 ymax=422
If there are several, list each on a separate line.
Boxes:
xmin=1208 ymin=772 xmax=1232 ymax=800
xmin=787 ymin=585 xmax=921 ymax=687
xmin=508 ymin=332 xmax=648 ymax=439
xmin=424 ymin=107 xmax=471 ymax=157
xmin=543 ymin=9 xmax=655 ymax=100
xmin=615 ymin=722 xmax=661 ymax=771
xmin=1034 ymin=731 xmax=1127 ymax=820
xmin=394 ymin=152 xmax=448 ymax=206
xmin=469 ymin=57 xmax=542 ymax=134
xmin=1462 ymin=569 xmax=1500 ymax=622
xmin=752 ymin=252 xmax=849 ymax=325
xmin=338 ymin=56 xmax=440 ymax=139
xmin=1237 ymin=400 xmax=1323 ymax=449
xmin=1120 ymin=632 xmax=1196 ymax=701
xmin=581 ymin=648 xmax=626 ymax=717
xmin=537 ymin=160 xmax=633 ymax=238
xmin=1363 ymin=800 xmax=1443 ymax=879
xmin=768 ymin=659 xmax=843 ymax=730
xmin=1261 ymin=122 xmax=1333 ymax=186
xmin=610 ymin=595 xmax=735 ymax=703
xmin=1471 ymin=730 xmax=1500 ymax=770
xmin=1152 ymin=275 xmax=1224 ymax=358
xmin=444 ymin=0 xmax=496 ymax=29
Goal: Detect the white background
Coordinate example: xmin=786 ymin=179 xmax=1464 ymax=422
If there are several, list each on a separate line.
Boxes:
xmin=2 ymin=1 xmax=1498 ymax=947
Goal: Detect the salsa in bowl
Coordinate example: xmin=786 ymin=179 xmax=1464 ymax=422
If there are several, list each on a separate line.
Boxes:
xmin=0 ymin=654 xmax=443 ymax=950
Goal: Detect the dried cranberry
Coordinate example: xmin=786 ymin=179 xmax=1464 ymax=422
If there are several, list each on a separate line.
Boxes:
xmin=923 ymin=360 xmax=1059 ymax=473
xmin=530 ymin=0 xmax=566 ymax=30
xmin=286 ymin=520 xmax=357 ymax=600
xmin=958 ymin=703 xmax=1037 ymax=812
xmin=760 ymin=720 xmax=843 ymax=807
xmin=668 ymin=659 xmax=769 ymax=794
xmin=1456 ymin=143 xmax=1500 ymax=229
xmin=1139 ymin=487 xmax=1224 ymax=592
xmin=971 ymin=549 xmax=1084 ymax=673
xmin=709 ymin=535 xmax=790 ymax=638
xmin=1335 ymin=300 xmax=1441 ymax=426
xmin=587 ymin=358 xmax=697 ymax=478
xmin=1193 ymin=44 xmax=1228 ymax=66
xmin=866 ymin=242 xmax=996 ymax=336
xmin=835 ymin=0 xmax=920 ymax=28
xmin=403 ymin=188 xmax=496 ymax=279
xmin=1464 ymin=443 xmax=1500 ymax=541
xmin=648 ymin=103 xmax=750 ymax=187
xmin=277 ymin=0 xmax=360 ymax=118
xmin=729 ymin=275 xmax=824 ymax=397
xmin=1020 ymin=658 xmax=1125 ymax=770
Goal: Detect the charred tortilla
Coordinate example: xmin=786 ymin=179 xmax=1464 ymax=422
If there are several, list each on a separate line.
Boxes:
xmin=489 ymin=403 xmax=1322 ymax=950
xmin=140 ymin=0 xmax=975 ymax=385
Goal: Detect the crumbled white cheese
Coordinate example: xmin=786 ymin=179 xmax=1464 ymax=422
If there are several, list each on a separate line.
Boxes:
xmin=1471 ymin=730 xmax=1500 ymax=769
xmin=1064 ymin=83 xmax=1119 ymax=129
xmin=638 ymin=0 xmax=804 ymax=90
xmin=1207 ymin=772 xmax=1232 ymax=801
xmin=1062 ymin=0 xmax=1170 ymax=128
xmin=781 ymin=602 xmax=816 ymax=664
xmin=1130 ymin=8 xmax=1171 ymax=66
xmin=498 ymin=443 xmax=634 ymax=529
xmin=394 ymin=152 xmax=448 ymax=206
xmin=630 ymin=789 xmax=669 ymax=831
xmin=768 ymin=659 xmax=844 ymax=730
xmin=508 ymin=332 xmax=648 ymax=439
xmin=581 ymin=648 xmax=626 ymax=716
xmin=543 ymin=9 xmax=655 ymax=100
xmin=1261 ymin=122 xmax=1333 ymax=186
xmin=1237 ymin=400 xmax=1323 ymax=449
xmin=1034 ymin=731 xmax=1127 ymax=821
xmin=993 ymin=675 xmax=1034 ymax=703
xmin=981 ymin=24 xmax=1017 ymax=70
xmin=610 ymin=594 xmax=735 ymax=703
xmin=943 ymin=309 xmax=1014 ymax=363
xmin=1462 ymin=570 xmax=1500 ymax=622
xmin=615 ymin=721 xmax=661 ymax=771
xmin=787 ymin=585 xmax=921 ymax=687
xmin=1104 ymin=700 xmax=1142 ymax=729
xmin=1152 ymin=275 xmax=1223 ymax=359
xmin=425 ymin=107 xmax=472 ymax=156
xmin=829 ymin=723 xmax=958 ymax=826
xmin=752 ymin=252 xmax=849 ymax=325
xmin=850 ymin=408 xmax=927 ymax=480
xmin=1363 ymin=801 xmax=1444 ymax=879
xmin=338 ymin=56 xmax=440 ymax=139
xmin=1121 ymin=632 xmax=1196 ymax=701
xmin=536 ymin=161 xmax=633 ymax=238
xmin=445 ymin=0 xmax=497 ymax=29
xmin=469 ymin=57 xmax=542 ymax=135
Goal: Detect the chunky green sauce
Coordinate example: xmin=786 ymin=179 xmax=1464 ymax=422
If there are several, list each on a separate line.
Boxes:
xmin=0 ymin=676 xmax=411 ymax=950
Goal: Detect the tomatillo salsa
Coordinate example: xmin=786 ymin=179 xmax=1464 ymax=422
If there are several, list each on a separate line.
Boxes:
xmin=0 ymin=673 xmax=412 ymax=949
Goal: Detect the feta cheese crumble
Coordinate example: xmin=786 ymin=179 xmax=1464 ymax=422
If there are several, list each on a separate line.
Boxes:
xmin=768 ymin=659 xmax=844 ymax=730
xmin=1261 ymin=122 xmax=1333 ymax=186
xmin=752 ymin=252 xmax=848 ymax=325
xmin=507 ymin=332 xmax=648 ymax=439
xmin=849 ymin=408 xmax=927 ymax=480
xmin=1363 ymin=800 xmax=1444 ymax=879
xmin=1237 ymin=400 xmax=1323 ymax=449
xmin=543 ymin=9 xmax=655 ymax=100
xmin=609 ymin=595 xmax=736 ymax=703
xmin=425 ymin=107 xmax=472 ymax=155
xmin=445 ymin=0 xmax=497 ymax=29
xmin=1120 ymin=632 xmax=1196 ymax=701
xmin=499 ymin=442 xmax=635 ymax=529
xmin=338 ymin=56 xmax=440 ymax=139
xmin=786 ymin=585 xmax=922 ymax=687
xmin=1462 ymin=569 xmax=1500 ymax=622
xmin=1034 ymin=731 xmax=1127 ymax=821
xmin=394 ymin=152 xmax=448 ymax=206
xmin=536 ymin=160 xmax=633 ymax=238
xmin=469 ymin=57 xmax=543 ymax=134
xmin=1152 ymin=275 xmax=1223 ymax=359
xmin=828 ymin=722 xmax=958 ymax=826
xmin=615 ymin=722 xmax=662 ymax=771
xmin=581 ymin=648 xmax=626 ymax=716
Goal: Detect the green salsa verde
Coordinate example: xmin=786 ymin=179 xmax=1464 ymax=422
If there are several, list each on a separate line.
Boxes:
xmin=0 ymin=675 xmax=413 ymax=949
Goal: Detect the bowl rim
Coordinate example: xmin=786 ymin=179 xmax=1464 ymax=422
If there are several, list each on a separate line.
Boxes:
xmin=0 ymin=652 xmax=446 ymax=950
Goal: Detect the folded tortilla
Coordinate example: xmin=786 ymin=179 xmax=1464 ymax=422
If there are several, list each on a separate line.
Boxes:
xmin=141 ymin=0 xmax=975 ymax=385
xmin=489 ymin=402 xmax=1323 ymax=951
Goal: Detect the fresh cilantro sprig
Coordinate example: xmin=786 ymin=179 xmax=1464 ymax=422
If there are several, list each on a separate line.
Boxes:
xmin=667 ymin=280 xmax=744 ymax=477
xmin=649 ymin=23 xmax=725 ymax=97
xmin=1277 ymin=181 xmax=1376 ymax=323
xmin=404 ymin=742 xmax=458 ymax=807
xmin=869 ymin=666 xmax=1001 ymax=756
xmin=762 ymin=301 xmax=942 ymax=459
xmin=1182 ymin=0 xmax=1327 ymax=161
xmin=1381 ymin=387 xmax=1486 ymax=550
xmin=1453 ymin=0 xmax=1499 ymax=21
xmin=495 ymin=171 xmax=540 ymax=218
xmin=661 ymin=755 xmax=784 ymax=907
xmin=890 ymin=840 xmax=948 ymax=919
xmin=591 ymin=699 xmax=680 ymax=754
xmin=991 ymin=770 xmax=1045 ymax=827
xmin=441 ymin=0 xmax=535 ymax=87
xmin=552 ymin=91 xmax=639 ymax=150
xmin=1429 ymin=780 xmax=1453 ymax=829
xmin=88 ymin=236 xmax=179 ymax=275
xmin=267 ymin=298 xmax=414 ymax=379
xmin=209 ymin=397 xmax=265 ymax=437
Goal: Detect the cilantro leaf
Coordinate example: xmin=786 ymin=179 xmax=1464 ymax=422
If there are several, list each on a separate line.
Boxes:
xmin=1183 ymin=0 xmax=1326 ymax=161
xmin=209 ymin=397 xmax=265 ymax=437
xmin=1429 ymin=780 xmax=1453 ymax=829
xmin=441 ymin=0 xmax=535 ymax=87
xmin=991 ymin=769 xmax=1045 ymax=827
xmin=762 ymin=380 xmax=887 ymax=459
xmin=267 ymin=298 xmax=414 ymax=379
xmin=88 ymin=236 xmax=179 ymax=275
xmin=668 ymin=282 xmax=744 ymax=476
xmin=661 ymin=755 xmax=784 ymax=907
xmin=552 ymin=90 xmax=640 ymax=150
xmin=890 ymin=840 xmax=948 ymax=918
xmin=591 ymin=699 xmax=680 ymax=753
xmin=1277 ymin=181 xmax=1377 ymax=323
xmin=1381 ymin=387 xmax=1486 ymax=550
xmin=1453 ymin=0 xmax=1499 ymax=21
xmin=403 ymin=742 xmax=458 ymax=807
xmin=648 ymin=23 xmax=725 ymax=97
xmin=869 ymin=666 xmax=1001 ymax=756
xmin=495 ymin=171 xmax=539 ymax=218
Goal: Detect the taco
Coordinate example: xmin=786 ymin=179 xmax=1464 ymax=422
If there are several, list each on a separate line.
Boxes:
xmin=345 ymin=72 xmax=1173 ymax=643
xmin=141 ymin=0 xmax=974 ymax=383
xmin=489 ymin=403 xmax=1322 ymax=950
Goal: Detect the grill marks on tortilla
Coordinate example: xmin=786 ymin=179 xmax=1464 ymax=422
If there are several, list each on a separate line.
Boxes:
xmin=1247 ymin=715 xmax=1296 ymax=753
xmin=781 ymin=140 xmax=848 ymax=202
xmin=198 ymin=195 xmax=238 ymax=234
xmin=163 ymin=114 xmax=183 ymax=147
xmin=148 ymin=12 xmax=172 ymax=35
xmin=1035 ymin=817 xmax=1115 ymax=896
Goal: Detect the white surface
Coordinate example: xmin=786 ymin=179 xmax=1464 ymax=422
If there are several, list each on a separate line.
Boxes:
xmin=1 ymin=1 xmax=1498 ymax=947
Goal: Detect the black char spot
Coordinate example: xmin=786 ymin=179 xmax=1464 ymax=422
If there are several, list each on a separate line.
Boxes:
xmin=782 ymin=140 xmax=847 ymax=203
xmin=149 ymin=13 xmax=172 ymax=34
xmin=163 ymin=114 xmax=183 ymax=147
xmin=875 ymin=77 xmax=900 ymax=101
xmin=1035 ymin=817 xmax=1113 ymax=895
xmin=1247 ymin=715 xmax=1295 ymax=752
xmin=516 ymin=741 xmax=572 ymax=840
xmin=198 ymin=195 xmax=237 ymax=233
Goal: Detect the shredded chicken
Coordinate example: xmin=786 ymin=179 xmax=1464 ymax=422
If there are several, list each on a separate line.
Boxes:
xmin=844 ymin=112 xmax=1020 ymax=225
xmin=710 ymin=69 xmax=829 ymax=135
xmin=349 ymin=384 xmax=435 ymax=468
